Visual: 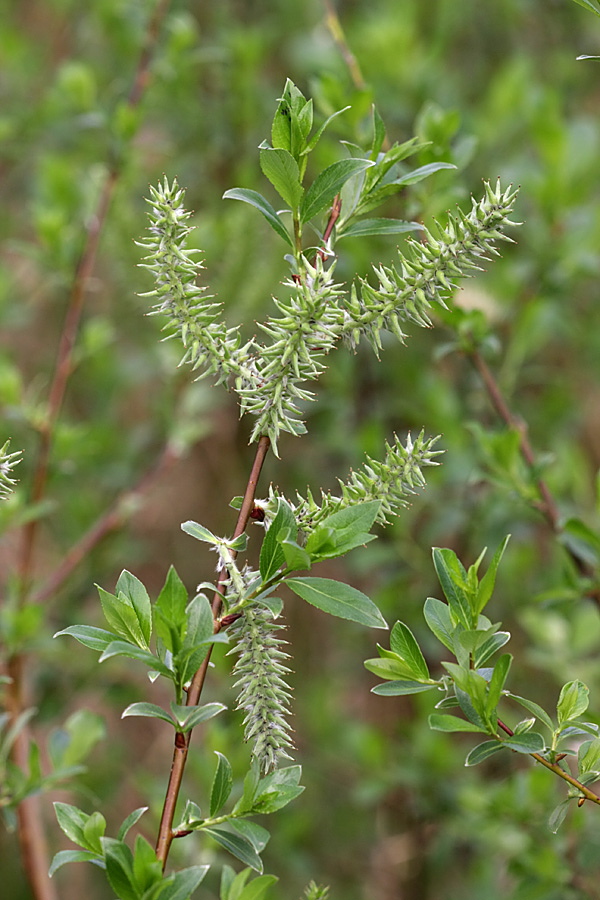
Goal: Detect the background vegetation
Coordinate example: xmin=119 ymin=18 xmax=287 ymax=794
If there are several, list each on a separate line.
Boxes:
xmin=3 ymin=0 xmax=600 ymax=898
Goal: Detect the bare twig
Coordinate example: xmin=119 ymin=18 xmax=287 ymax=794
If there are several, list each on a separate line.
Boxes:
xmin=7 ymin=3 xmax=172 ymax=898
xmin=467 ymin=347 xmax=600 ymax=604
xmin=322 ymin=0 xmax=366 ymax=92
xmin=468 ymin=348 xmax=560 ymax=530
xmin=155 ymin=435 xmax=271 ymax=868
xmin=31 ymin=443 xmax=178 ymax=606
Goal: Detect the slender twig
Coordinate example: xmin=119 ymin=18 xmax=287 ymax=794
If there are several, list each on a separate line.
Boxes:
xmin=497 ymin=717 xmax=600 ymax=806
xmin=155 ymin=435 xmax=271 ymax=868
xmin=467 ymin=347 xmax=600 ymax=603
xmin=17 ymin=0 xmax=172 ymax=597
xmin=468 ymin=348 xmax=560 ymax=529
xmin=6 ymin=4 xmax=172 ymax=898
xmin=322 ymin=0 xmax=366 ymax=92
xmin=31 ymin=444 xmax=178 ymax=606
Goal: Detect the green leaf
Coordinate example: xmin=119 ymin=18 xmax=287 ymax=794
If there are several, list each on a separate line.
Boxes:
xmin=49 ymin=709 xmax=105 ymax=769
xmin=97 ymin=586 xmax=148 ymax=649
xmin=304 ymin=500 xmax=379 ymax=561
xmin=260 ymin=149 xmax=303 ymax=209
xmin=236 ymin=874 xmax=279 ymax=900
xmin=251 ymin=765 xmax=304 ymax=814
xmin=423 ymin=597 xmax=455 ymax=652
xmin=157 ymin=866 xmax=209 ymax=900
xmin=364 ymin=656 xmax=420 ymax=681
xmin=227 ymin=819 xmax=270 ymax=853
xmin=506 ymin=693 xmax=555 ymax=732
xmin=432 ymin=548 xmax=471 ymax=628
xmin=121 ymin=702 xmax=174 ymax=726
xmin=393 ymin=161 xmax=456 ymax=186
xmin=579 ymin=737 xmax=600 ymax=776
xmin=223 ymin=189 xmax=293 ymax=247
xmin=53 ymin=625 xmax=116 ymax=652
xmin=118 ymin=807 xmax=148 ymax=842
xmin=176 ymin=592 xmax=218 ymax=684
xmin=133 ymin=834 xmax=162 ymax=894
xmin=453 ymin=682 xmax=488 ymax=730
xmin=300 ymin=159 xmax=374 ymax=224
xmin=288 ymin=577 xmax=387 ymax=629
xmin=473 ymin=631 xmax=511 ymax=668
xmin=54 ymin=802 xmax=96 ymax=851
xmin=304 ymin=106 xmax=350 ymax=154
xmin=370 ymin=105 xmax=386 ymax=159
xmin=465 ymin=740 xmax=504 ymax=766
xmin=49 ymin=849 xmax=102 ymax=876
xmin=99 ymin=642 xmax=172 ymax=677
xmin=572 ymin=0 xmax=600 ymax=18
xmin=171 ymin=702 xmax=226 ymax=733
xmin=557 ymin=680 xmax=590 ymax=724
xmin=371 ymin=680 xmax=437 ymax=696
xmin=502 ymin=732 xmax=545 ymax=754
xmin=429 ymin=714 xmax=486 ymax=733
xmin=203 ymin=826 xmax=263 ymax=873
xmin=116 ymin=570 xmax=152 ymax=648
xmin=82 ymin=812 xmax=106 ymax=854
xmin=210 ymin=752 xmax=233 ymax=817
xmin=338 ymin=218 xmax=424 ymax=239
xmin=389 ymin=621 xmax=430 ymax=681
xmin=486 ymin=653 xmax=512 ymax=714
xmin=475 ymin=536 xmax=510 ymax=616
xmin=154 ymin=566 xmax=188 ymax=653
xmin=259 ymin=499 xmax=296 ymax=582
xmin=549 ymin=799 xmax=572 ymax=834
xmin=234 ymin=759 xmax=261 ymax=815
xmin=181 ymin=521 xmax=219 ymax=544
xmin=280 ymin=537 xmax=311 ymax=572
xmin=313 ymin=501 xmax=380 ymax=549
xmin=101 ymin=837 xmax=137 ymax=900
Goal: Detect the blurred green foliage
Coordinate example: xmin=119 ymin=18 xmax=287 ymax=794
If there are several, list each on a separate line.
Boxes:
xmin=3 ymin=0 xmax=600 ymax=898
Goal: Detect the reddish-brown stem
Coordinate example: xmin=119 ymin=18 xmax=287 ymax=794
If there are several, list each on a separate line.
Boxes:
xmin=155 ymin=435 xmax=271 ymax=868
xmin=468 ymin=347 xmax=600 ymax=605
xmin=31 ymin=444 xmax=177 ymax=605
xmin=496 ymin=717 xmax=600 ymax=805
xmin=7 ymin=4 xmax=172 ymax=898
xmin=18 ymin=0 xmax=172 ymax=597
xmin=468 ymin=349 xmax=560 ymax=530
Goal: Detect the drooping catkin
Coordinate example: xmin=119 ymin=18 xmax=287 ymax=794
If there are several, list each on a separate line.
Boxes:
xmin=228 ymin=605 xmax=294 ymax=775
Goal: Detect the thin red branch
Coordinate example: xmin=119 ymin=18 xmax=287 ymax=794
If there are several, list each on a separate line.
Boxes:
xmin=468 ymin=347 xmax=600 ymax=604
xmin=31 ymin=444 xmax=177 ymax=606
xmin=7 ymin=4 xmax=172 ymax=898
xmin=155 ymin=435 xmax=271 ymax=868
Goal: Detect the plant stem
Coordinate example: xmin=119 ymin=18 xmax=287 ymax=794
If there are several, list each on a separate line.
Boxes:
xmin=155 ymin=435 xmax=271 ymax=868
xmin=468 ymin=347 xmax=600 ymax=602
xmin=322 ymin=0 xmax=366 ymax=92
xmin=6 ymin=5 xmax=172 ymax=898
xmin=497 ymin=716 xmax=600 ymax=805
xmin=17 ymin=0 xmax=171 ymax=598
xmin=31 ymin=444 xmax=177 ymax=605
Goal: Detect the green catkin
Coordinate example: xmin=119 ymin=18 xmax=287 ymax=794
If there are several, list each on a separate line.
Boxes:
xmin=138 ymin=178 xmax=518 ymax=455
xmin=0 ymin=440 xmax=22 ymax=500
xmin=228 ymin=605 xmax=294 ymax=775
